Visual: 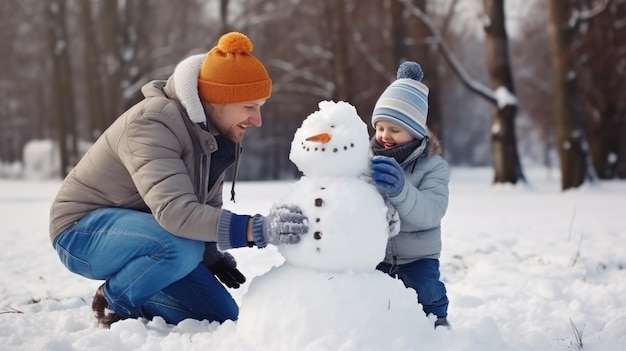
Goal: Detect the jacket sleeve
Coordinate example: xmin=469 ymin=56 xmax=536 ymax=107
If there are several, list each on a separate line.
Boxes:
xmin=118 ymin=105 xmax=222 ymax=242
xmin=388 ymin=156 xmax=450 ymax=230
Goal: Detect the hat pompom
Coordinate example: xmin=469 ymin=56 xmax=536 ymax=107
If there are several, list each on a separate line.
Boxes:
xmin=397 ymin=61 xmax=424 ymax=81
xmin=217 ymin=32 xmax=253 ymax=54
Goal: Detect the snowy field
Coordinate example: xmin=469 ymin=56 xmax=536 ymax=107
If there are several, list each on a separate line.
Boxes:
xmin=0 ymin=167 xmax=625 ymax=351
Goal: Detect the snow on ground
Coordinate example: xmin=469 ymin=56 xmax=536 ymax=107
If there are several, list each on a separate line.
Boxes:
xmin=0 ymin=168 xmax=625 ymax=351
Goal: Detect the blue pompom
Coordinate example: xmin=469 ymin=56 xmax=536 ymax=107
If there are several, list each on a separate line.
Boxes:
xmin=396 ymin=61 xmax=424 ymax=81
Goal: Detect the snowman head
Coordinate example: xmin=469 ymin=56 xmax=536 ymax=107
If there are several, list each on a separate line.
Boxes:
xmin=289 ymin=101 xmax=370 ymax=178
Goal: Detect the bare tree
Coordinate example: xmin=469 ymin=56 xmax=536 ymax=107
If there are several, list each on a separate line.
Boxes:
xmin=406 ymin=0 xmax=459 ymax=143
xmin=384 ymin=0 xmax=407 ymax=71
xmin=45 ymin=0 xmax=77 ymax=177
xmin=323 ymin=0 xmax=351 ymax=101
xmin=509 ymin=1 xmax=556 ymax=171
xmin=220 ymin=0 xmax=231 ymax=34
xmin=79 ymin=0 xmax=105 ymax=139
xmin=100 ymin=0 xmax=122 ymax=125
xmin=402 ymin=0 xmax=525 ymax=184
xmin=575 ymin=0 xmax=626 ymax=179
xmin=547 ymin=0 xmax=598 ymax=190
xmin=482 ymin=0 xmax=525 ymax=184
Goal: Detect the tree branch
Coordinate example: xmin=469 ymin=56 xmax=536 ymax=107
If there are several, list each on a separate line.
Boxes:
xmin=269 ymin=59 xmax=334 ymax=98
xmin=351 ymin=31 xmax=393 ymax=83
xmin=400 ymin=0 xmax=497 ymax=105
xmin=568 ymin=0 xmax=612 ymax=29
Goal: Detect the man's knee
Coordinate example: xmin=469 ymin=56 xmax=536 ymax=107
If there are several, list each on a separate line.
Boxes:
xmin=161 ymin=238 xmax=204 ymax=275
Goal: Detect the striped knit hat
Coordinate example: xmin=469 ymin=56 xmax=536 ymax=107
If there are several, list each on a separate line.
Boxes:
xmin=371 ymin=61 xmax=429 ymax=139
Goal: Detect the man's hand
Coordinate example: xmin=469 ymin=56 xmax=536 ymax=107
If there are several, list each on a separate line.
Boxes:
xmin=251 ymin=205 xmax=309 ymax=248
xmin=203 ymin=242 xmax=246 ymax=288
xmin=207 ymin=252 xmax=246 ymax=289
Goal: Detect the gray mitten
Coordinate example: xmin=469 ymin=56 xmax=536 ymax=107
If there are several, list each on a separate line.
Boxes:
xmin=384 ymin=196 xmax=401 ymax=237
xmin=362 ymin=168 xmax=400 ymax=237
xmin=251 ymin=205 xmax=309 ymax=248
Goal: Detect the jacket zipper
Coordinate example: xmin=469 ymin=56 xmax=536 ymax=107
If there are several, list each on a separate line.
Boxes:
xmin=390 ymin=255 xmax=399 ymax=276
xmin=199 ymin=153 xmax=208 ymax=203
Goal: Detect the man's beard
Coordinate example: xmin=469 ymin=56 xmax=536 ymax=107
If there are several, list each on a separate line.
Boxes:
xmin=214 ymin=123 xmax=244 ymax=143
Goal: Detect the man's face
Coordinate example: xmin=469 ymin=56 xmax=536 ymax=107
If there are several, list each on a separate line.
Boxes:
xmin=206 ymin=99 xmax=266 ymax=142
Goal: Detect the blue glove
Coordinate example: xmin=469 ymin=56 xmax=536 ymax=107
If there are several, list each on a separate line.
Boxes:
xmin=371 ymin=156 xmax=405 ymax=198
xmin=251 ymin=205 xmax=309 ymax=248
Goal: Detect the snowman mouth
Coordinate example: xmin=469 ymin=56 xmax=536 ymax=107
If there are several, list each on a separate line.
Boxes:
xmin=301 ymin=141 xmax=355 ymax=153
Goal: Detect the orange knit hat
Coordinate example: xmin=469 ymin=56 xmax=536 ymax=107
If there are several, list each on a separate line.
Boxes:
xmin=198 ymin=32 xmax=272 ymax=104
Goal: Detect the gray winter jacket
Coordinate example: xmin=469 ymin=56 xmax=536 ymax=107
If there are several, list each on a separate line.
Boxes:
xmin=383 ymin=132 xmax=450 ymax=265
xmin=49 ymin=55 xmax=237 ymax=246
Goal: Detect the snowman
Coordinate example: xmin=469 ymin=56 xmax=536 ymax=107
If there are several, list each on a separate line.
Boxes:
xmin=278 ymin=100 xmax=390 ymax=272
xmin=237 ymin=101 xmax=434 ymax=350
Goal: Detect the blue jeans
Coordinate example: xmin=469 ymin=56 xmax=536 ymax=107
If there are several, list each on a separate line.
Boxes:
xmin=53 ymin=207 xmax=238 ymax=324
xmin=376 ymin=259 xmax=449 ymax=318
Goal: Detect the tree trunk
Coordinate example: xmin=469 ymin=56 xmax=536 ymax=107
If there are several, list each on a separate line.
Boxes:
xmin=45 ymin=0 xmax=74 ymax=178
xmin=385 ymin=0 xmax=406 ymax=73
xmin=79 ymin=0 xmax=105 ymax=139
xmin=546 ymin=0 xmax=589 ymax=190
xmin=411 ymin=0 xmax=444 ymax=140
xmin=220 ymin=0 xmax=231 ymax=34
xmin=324 ymin=0 xmax=351 ymax=101
xmin=574 ymin=0 xmax=625 ymax=179
xmin=101 ymin=0 xmax=121 ymax=125
xmin=482 ymin=0 xmax=525 ymax=184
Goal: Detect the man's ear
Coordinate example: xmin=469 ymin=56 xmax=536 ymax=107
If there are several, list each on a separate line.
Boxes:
xmin=201 ymin=100 xmax=214 ymax=113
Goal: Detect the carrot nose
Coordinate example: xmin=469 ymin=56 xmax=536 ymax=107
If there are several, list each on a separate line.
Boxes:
xmin=305 ymin=132 xmax=331 ymax=143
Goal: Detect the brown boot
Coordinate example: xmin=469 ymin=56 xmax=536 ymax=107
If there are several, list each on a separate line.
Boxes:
xmin=92 ymin=284 xmax=125 ymax=328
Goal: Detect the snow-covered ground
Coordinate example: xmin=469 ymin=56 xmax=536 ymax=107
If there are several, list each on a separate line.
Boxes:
xmin=0 ymin=168 xmax=625 ymax=351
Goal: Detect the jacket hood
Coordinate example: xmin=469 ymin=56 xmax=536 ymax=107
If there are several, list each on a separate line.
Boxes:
xmin=402 ymin=128 xmax=443 ymax=165
xmin=425 ymin=129 xmax=443 ymax=157
xmin=170 ymin=54 xmax=207 ymax=124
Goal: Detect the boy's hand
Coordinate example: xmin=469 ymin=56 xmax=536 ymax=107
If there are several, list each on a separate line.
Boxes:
xmin=371 ymin=156 xmax=405 ymax=198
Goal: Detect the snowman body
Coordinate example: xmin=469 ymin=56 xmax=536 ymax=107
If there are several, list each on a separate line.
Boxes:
xmin=237 ymin=265 xmax=431 ymax=350
xmin=278 ymin=175 xmax=387 ymax=272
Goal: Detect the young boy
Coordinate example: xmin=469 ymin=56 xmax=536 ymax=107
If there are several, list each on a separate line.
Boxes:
xmin=369 ymin=61 xmax=451 ymax=329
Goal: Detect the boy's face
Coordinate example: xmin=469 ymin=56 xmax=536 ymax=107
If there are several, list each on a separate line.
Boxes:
xmin=205 ymin=99 xmax=266 ymax=142
xmin=375 ymin=120 xmax=414 ymax=149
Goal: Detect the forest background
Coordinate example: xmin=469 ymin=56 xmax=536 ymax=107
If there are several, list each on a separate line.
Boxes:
xmin=1 ymin=0 xmax=624 ymax=190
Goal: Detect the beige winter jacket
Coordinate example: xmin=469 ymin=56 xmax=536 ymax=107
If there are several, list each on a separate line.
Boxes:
xmin=49 ymin=55 xmax=230 ymax=244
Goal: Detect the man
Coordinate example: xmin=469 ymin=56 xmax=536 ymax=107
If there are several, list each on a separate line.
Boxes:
xmin=49 ymin=32 xmax=309 ymax=328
